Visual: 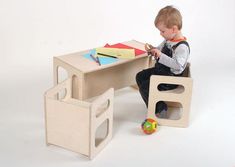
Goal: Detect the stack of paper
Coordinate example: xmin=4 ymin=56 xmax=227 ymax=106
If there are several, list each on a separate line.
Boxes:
xmin=83 ymin=49 xmax=118 ymax=65
xmin=96 ymin=47 xmax=135 ymax=59
xmin=104 ymin=43 xmax=146 ymax=56
xmin=83 ymin=42 xmax=146 ymax=65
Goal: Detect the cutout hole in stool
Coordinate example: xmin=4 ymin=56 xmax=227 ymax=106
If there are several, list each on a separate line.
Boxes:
xmin=58 ymin=66 xmax=68 ymax=83
xmin=57 ymin=88 xmax=67 ymax=100
xmin=96 ymin=100 xmax=110 ymax=118
xmin=154 ymin=101 xmax=183 ymax=120
xmin=71 ymin=75 xmax=79 ymax=99
xmin=157 ymin=83 xmax=185 ymax=94
xmin=95 ymin=119 xmax=109 ymax=147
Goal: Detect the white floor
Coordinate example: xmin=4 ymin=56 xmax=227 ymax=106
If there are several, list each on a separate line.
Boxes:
xmin=0 ymin=58 xmax=235 ymax=167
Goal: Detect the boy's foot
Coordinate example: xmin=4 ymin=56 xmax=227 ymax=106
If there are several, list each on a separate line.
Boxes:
xmin=155 ymin=101 xmax=168 ymax=118
xmin=156 ymin=109 xmax=167 ymax=118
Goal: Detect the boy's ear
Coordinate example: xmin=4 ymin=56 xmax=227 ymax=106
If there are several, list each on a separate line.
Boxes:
xmin=172 ymin=25 xmax=179 ymax=33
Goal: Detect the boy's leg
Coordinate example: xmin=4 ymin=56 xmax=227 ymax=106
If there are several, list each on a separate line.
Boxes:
xmin=136 ymin=67 xmax=180 ymax=117
xmin=155 ymin=101 xmax=168 ymax=114
xmin=139 ymin=79 xmax=168 ymax=117
xmin=138 ymin=80 xmax=150 ymax=107
xmin=136 ymin=67 xmax=156 ymax=87
xmin=155 ymin=78 xmax=177 ymax=118
xmin=158 ymin=83 xmax=178 ymax=91
xmin=136 ymin=67 xmax=155 ymax=107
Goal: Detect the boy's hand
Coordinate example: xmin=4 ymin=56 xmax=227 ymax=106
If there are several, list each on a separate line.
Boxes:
xmin=150 ymin=48 xmax=161 ymax=58
xmin=145 ymin=43 xmax=154 ymax=51
xmin=145 ymin=43 xmax=161 ymax=58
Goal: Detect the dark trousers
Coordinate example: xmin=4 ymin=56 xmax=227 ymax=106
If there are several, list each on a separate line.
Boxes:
xmin=136 ymin=67 xmax=179 ymax=113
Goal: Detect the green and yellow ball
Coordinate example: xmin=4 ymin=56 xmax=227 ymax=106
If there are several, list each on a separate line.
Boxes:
xmin=141 ymin=118 xmax=157 ymax=135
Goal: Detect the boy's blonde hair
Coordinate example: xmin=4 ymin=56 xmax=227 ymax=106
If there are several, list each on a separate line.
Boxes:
xmin=154 ymin=6 xmax=182 ymax=30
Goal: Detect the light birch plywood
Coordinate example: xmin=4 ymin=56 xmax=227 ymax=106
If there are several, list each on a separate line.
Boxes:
xmin=147 ymin=63 xmax=193 ymax=127
xmin=44 ymin=78 xmax=114 ymax=159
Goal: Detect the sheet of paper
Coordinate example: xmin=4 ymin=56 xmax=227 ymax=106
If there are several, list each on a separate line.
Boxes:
xmin=98 ymin=56 xmax=118 ymax=65
xmin=96 ymin=47 xmax=135 ymax=59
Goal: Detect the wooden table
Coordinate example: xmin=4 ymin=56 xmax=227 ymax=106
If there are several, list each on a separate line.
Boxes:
xmin=53 ymin=40 xmax=151 ymax=100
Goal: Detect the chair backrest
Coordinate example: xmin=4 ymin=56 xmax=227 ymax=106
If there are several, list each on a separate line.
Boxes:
xmin=182 ymin=63 xmax=191 ymax=78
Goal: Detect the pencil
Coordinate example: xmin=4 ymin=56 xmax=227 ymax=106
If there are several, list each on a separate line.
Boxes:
xmin=97 ymin=52 xmax=118 ymax=59
xmin=89 ymin=54 xmax=101 ymax=66
xmin=96 ymin=56 xmax=101 ymax=66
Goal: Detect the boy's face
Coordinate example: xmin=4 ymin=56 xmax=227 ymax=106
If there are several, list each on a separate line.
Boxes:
xmin=156 ymin=23 xmax=176 ymax=40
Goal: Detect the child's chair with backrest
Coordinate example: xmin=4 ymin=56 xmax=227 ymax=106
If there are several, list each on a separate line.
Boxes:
xmin=147 ymin=63 xmax=193 ymax=127
xmin=44 ymin=78 xmax=114 ymax=159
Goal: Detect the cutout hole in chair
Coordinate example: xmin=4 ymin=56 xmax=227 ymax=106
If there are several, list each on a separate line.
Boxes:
xmin=57 ymin=88 xmax=67 ymax=100
xmin=157 ymin=83 xmax=185 ymax=94
xmin=95 ymin=119 xmax=109 ymax=147
xmin=154 ymin=101 xmax=183 ymax=120
xmin=96 ymin=100 xmax=110 ymax=118
xmin=58 ymin=66 xmax=69 ymax=83
xmin=71 ymin=75 xmax=79 ymax=99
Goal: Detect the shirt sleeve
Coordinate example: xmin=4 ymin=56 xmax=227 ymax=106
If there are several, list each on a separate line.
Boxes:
xmin=158 ymin=44 xmax=190 ymax=71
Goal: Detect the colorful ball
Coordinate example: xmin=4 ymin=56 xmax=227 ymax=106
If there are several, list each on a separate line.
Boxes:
xmin=141 ymin=118 xmax=157 ymax=135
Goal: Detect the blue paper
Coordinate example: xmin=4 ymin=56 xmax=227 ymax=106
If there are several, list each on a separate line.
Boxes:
xmin=83 ymin=49 xmax=118 ymax=65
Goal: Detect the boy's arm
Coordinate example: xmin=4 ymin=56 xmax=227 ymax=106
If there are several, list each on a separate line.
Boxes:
xmin=158 ymin=44 xmax=190 ymax=71
xmin=147 ymin=40 xmax=165 ymax=60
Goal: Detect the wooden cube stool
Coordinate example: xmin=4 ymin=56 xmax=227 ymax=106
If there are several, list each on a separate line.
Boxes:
xmin=147 ymin=63 xmax=193 ymax=127
xmin=44 ymin=78 xmax=114 ymax=159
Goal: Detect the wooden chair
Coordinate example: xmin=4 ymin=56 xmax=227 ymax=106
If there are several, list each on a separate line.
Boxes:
xmin=147 ymin=63 xmax=193 ymax=127
xmin=44 ymin=78 xmax=114 ymax=159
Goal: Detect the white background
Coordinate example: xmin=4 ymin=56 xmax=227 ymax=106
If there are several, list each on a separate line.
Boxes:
xmin=0 ymin=0 xmax=235 ymax=167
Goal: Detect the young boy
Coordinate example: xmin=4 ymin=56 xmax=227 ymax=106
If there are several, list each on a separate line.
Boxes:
xmin=136 ymin=5 xmax=190 ymax=118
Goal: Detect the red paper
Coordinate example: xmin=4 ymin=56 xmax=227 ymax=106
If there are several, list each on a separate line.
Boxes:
xmin=104 ymin=43 xmax=146 ymax=56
